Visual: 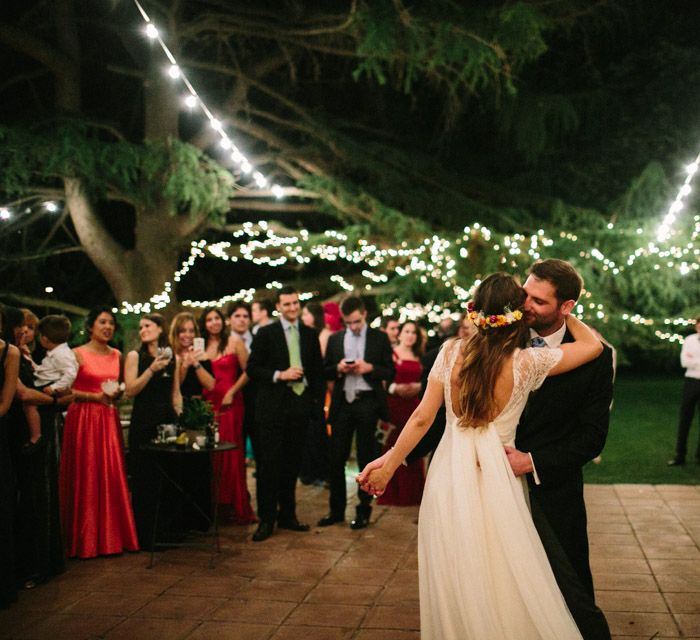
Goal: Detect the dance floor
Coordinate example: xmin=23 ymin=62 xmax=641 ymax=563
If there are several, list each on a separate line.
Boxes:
xmin=2 ymin=479 xmax=700 ymax=639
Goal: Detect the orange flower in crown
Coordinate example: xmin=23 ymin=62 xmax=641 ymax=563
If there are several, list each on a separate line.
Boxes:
xmin=467 ymin=301 xmax=523 ymax=330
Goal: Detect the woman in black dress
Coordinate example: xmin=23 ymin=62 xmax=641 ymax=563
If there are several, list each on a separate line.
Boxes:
xmin=0 ymin=307 xmax=20 ymax=607
xmin=2 ymin=306 xmax=63 ymax=592
xmin=170 ymin=312 xmax=215 ymax=531
xmin=124 ymin=313 xmax=182 ymax=548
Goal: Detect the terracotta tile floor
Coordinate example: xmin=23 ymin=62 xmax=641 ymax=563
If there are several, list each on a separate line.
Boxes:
xmin=3 ymin=479 xmax=700 ymax=639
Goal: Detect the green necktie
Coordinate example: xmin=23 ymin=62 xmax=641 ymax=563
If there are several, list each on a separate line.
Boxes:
xmin=288 ymin=324 xmax=305 ymax=396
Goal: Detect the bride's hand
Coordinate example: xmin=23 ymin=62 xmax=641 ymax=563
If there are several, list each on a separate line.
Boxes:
xmin=366 ymin=468 xmax=391 ymax=497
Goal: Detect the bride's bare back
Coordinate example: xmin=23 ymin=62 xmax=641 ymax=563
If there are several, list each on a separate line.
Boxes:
xmin=449 ymin=345 xmax=515 ymax=423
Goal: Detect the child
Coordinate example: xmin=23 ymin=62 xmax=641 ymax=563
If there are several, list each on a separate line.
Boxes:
xmin=22 ymin=315 xmax=78 ymax=452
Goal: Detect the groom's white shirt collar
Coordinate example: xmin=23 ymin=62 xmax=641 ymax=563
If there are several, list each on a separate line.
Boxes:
xmin=529 ymin=322 xmax=567 ymax=349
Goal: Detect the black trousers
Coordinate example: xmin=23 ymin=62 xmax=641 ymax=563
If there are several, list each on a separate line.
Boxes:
xmin=328 ymin=393 xmax=381 ymax=517
xmin=674 ymin=378 xmax=700 ymax=461
xmin=255 ymin=388 xmax=310 ymax=524
xmin=530 ymin=473 xmax=593 ymax=597
xmin=529 ymin=491 xmax=611 ymax=640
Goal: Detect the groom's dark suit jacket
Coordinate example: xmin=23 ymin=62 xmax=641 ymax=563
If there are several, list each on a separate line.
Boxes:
xmin=515 ymin=332 xmax=613 ymax=592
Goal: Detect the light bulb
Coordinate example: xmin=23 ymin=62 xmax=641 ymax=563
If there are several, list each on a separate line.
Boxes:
xmin=145 ymin=24 xmax=158 ymax=39
xmin=168 ymin=65 xmax=180 ymax=79
xmin=184 ymin=95 xmax=197 ymax=109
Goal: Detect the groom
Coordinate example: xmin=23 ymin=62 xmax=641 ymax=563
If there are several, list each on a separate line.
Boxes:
xmin=503 ymin=259 xmax=613 ymax=639
xmin=358 ymin=259 xmax=613 ymax=640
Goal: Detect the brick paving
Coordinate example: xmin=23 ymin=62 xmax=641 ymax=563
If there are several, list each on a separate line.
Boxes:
xmin=2 ymin=479 xmax=700 ymax=639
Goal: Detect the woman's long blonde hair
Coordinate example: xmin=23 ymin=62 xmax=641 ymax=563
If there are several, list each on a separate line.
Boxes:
xmin=457 ymin=273 xmax=528 ymax=429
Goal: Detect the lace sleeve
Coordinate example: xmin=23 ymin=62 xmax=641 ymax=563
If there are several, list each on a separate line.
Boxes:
xmin=518 ymin=347 xmax=563 ymax=392
xmin=428 ymin=339 xmax=458 ymax=385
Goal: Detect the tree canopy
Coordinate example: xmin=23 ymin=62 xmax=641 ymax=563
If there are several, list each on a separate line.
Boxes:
xmin=1 ymin=0 xmax=699 ymax=366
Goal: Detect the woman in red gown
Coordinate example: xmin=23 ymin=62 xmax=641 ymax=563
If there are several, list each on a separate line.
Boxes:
xmin=200 ymin=308 xmax=256 ymax=524
xmin=60 ymin=307 xmax=138 ymax=558
xmin=377 ymin=321 xmax=425 ymax=506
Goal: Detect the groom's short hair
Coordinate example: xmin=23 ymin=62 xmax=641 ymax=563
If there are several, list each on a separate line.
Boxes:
xmin=529 ymin=259 xmax=583 ymax=303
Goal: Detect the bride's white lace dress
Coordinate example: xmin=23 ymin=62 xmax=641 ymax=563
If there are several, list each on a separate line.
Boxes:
xmin=418 ymin=340 xmax=582 ymax=639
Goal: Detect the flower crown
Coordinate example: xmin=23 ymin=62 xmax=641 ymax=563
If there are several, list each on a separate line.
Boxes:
xmin=467 ymin=301 xmax=523 ymax=329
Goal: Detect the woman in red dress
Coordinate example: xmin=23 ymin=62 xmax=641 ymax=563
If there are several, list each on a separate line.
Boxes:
xmin=200 ymin=308 xmax=256 ymax=524
xmin=377 ymin=321 xmax=425 ymax=506
xmin=60 ymin=307 xmax=138 ymax=558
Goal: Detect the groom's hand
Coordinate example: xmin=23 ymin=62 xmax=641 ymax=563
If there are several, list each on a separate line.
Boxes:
xmin=504 ymin=446 xmax=533 ymax=477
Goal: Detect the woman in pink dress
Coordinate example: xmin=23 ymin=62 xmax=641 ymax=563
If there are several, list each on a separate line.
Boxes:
xmin=60 ymin=307 xmax=138 ymax=558
xmin=200 ymin=307 xmax=256 ymax=524
xmin=377 ymin=321 xmax=425 ymax=506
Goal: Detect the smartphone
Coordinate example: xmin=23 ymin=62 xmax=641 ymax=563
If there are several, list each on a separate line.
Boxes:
xmin=345 ymin=359 xmax=356 ymax=365
xmin=193 ymin=337 xmax=205 ymax=351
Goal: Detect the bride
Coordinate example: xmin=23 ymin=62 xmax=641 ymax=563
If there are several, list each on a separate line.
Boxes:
xmin=358 ymin=272 xmax=602 ymax=639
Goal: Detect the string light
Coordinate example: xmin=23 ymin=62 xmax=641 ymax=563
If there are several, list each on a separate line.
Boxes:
xmin=108 ymin=219 xmax=696 ymax=344
xmin=130 ymin=0 xmax=284 ymax=197
xmin=657 ymin=152 xmax=700 ymax=241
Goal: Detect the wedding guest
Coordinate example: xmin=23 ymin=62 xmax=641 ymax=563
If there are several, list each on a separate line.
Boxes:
xmin=0 ymin=308 xmax=20 ymax=608
xmin=200 ymin=307 xmax=256 ymax=524
xmin=323 ymin=302 xmax=343 ymax=332
xmin=171 ymin=311 xmax=215 ymax=396
xmin=302 ymin=302 xmax=332 ymax=356
xmin=19 ymin=311 xmax=44 ymax=450
xmin=378 ymin=321 xmax=425 ymax=505
xmin=22 ymin=315 xmax=79 ymax=453
xmin=247 ymin=286 xmax=324 ymax=541
xmin=380 ymin=316 xmax=400 ymax=347
xmin=226 ymin=301 xmax=258 ymax=462
xmin=251 ymin=298 xmax=274 ymax=336
xmin=299 ymin=301 xmax=332 ymax=486
xmin=20 ymin=309 xmax=39 ymax=356
xmin=124 ymin=313 xmax=181 ymax=548
xmin=170 ymin=311 xmax=215 ymax=530
xmin=60 ymin=306 xmax=138 ymax=558
xmin=4 ymin=306 xmax=64 ymax=586
xmin=318 ymin=296 xmax=394 ymax=530
xmin=226 ymin=302 xmax=253 ymax=352
xmin=669 ymin=315 xmax=700 ymax=466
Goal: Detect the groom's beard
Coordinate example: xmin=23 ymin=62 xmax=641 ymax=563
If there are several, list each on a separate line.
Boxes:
xmin=525 ymin=311 xmax=564 ymax=334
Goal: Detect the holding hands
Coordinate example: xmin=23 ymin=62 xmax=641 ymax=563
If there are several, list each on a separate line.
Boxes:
xmin=356 ymin=451 xmax=392 ymax=497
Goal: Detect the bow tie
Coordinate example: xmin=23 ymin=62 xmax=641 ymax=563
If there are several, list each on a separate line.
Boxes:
xmin=530 ymin=337 xmax=547 ymax=348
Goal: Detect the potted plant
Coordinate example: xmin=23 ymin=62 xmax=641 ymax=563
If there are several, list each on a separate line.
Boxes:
xmin=178 ymin=397 xmax=215 ymax=446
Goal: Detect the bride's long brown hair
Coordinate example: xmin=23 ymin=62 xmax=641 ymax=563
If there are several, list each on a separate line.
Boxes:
xmin=457 ymin=273 xmax=529 ymax=429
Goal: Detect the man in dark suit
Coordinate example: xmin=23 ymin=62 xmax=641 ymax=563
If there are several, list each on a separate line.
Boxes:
xmin=318 ymin=296 xmax=394 ymax=530
xmin=246 ymin=286 xmax=324 ymax=542
xmin=505 ymin=259 xmax=613 ymax=639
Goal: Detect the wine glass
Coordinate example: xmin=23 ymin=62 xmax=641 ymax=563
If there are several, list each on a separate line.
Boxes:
xmin=156 ymin=346 xmax=173 ymax=377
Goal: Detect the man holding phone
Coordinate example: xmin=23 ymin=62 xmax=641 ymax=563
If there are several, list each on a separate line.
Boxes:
xmin=319 ymin=296 xmax=395 ymax=529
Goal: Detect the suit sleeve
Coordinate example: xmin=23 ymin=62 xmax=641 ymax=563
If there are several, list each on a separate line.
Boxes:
xmin=246 ymin=328 xmax=277 ymax=384
xmin=308 ymin=331 xmax=325 ymax=396
xmin=368 ymin=332 xmax=395 ymax=383
xmin=324 ymin=334 xmax=342 ymax=380
xmin=529 ymin=346 xmax=614 ymax=483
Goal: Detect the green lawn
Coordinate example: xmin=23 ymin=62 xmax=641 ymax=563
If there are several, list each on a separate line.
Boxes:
xmin=583 ymin=375 xmax=700 ymax=484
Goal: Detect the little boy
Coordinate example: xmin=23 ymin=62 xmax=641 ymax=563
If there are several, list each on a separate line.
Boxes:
xmin=22 ymin=315 xmax=78 ymax=451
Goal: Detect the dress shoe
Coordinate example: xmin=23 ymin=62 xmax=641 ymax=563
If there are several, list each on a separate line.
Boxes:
xmin=350 ymin=508 xmax=371 ymax=530
xmin=317 ymin=513 xmax=345 ymax=527
xmin=252 ymin=521 xmax=274 ymax=542
xmin=277 ymin=518 xmax=310 ymax=532
xmin=667 ymin=458 xmax=685 ymax=466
